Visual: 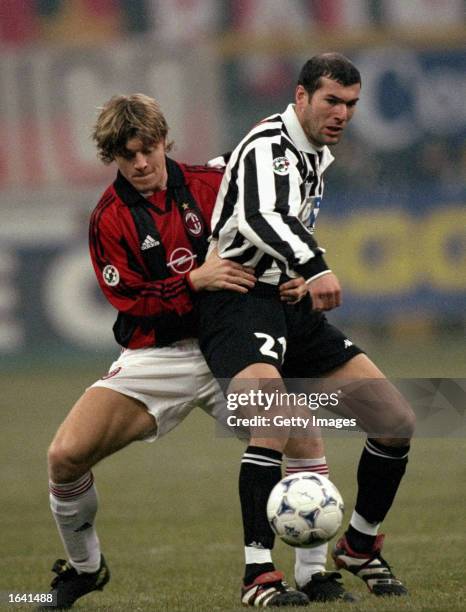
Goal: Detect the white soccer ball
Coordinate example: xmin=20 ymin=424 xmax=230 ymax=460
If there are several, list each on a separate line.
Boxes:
xmin=267 ymin=472 xmax=344 ymax=548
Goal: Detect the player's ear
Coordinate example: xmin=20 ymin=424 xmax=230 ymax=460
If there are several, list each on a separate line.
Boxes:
xmin=295 ymin=85 xmax=309 ymax=109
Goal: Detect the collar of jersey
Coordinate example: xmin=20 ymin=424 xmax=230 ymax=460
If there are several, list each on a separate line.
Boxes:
xmin=114 ymin=171 xmax=149 ymax=208
xmin=282 ymin=104 xmax=334 ymax=170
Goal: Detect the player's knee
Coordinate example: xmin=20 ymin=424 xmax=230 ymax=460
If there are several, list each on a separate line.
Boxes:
xmin=249 ymin=436 xmax=287 ymax=453
xmin=398 ymin=399 xmax=415 ymax=437
xmin=386 ymin=401 xmax=416 ymax=441
xmin=47 ymin=439 xmax=91 ymax=483
xmin=403 ymin=404 xmax=416 ymax=438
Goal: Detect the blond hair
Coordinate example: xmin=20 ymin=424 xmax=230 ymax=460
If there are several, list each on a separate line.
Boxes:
xmin=92 ymin=93 xmax=173 ymax=164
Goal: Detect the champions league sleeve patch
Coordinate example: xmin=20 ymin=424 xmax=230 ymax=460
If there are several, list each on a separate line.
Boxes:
xmin=272 ymin=156 xmax=290 ymax=175
xmin=102 ymin=264 xmax=120 ymax=286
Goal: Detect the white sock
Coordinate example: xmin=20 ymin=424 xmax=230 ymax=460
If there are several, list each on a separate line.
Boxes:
xmin=49 ymin=471 xmax=101 ymax=573
xmin=286 ymin=457 xmax=329 ymax=587
xmin=350 ymin=510 xmax=380 ymax=536
xmin=244 ymin=546 xmax=273 ymax=565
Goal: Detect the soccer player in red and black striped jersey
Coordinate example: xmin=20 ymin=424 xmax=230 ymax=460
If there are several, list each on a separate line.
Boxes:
xmin=40 ymin=93 xmax=354 ymax=610
xmin=40 ymin=94 xmax=259 ymax=609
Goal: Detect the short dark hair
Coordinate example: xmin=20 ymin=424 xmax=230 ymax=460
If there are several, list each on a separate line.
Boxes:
xmin=298 ymin=53 xmax=361 ymax=96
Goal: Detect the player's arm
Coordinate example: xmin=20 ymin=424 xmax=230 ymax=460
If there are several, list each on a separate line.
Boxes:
xmin=189 ymin=249 xmax=256 ymax=293
xmin=237 ymin=140 xmax=330 ymax=283
xmin=89 ymin=209 xmax=193 ymax=317
xmin=89 ymin=208 xmax=255 ymax=318
xmin=237 ymin=141 xmax=340 ymax=310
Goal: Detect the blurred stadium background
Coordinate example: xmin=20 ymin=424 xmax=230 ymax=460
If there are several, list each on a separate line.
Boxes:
xmin=0 ymin=0 xmax=465 ymax=369
xmin=0 ymin=2 xmax=465 ymax=610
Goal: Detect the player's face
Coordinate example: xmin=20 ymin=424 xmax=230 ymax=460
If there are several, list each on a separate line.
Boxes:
xmin=295 ymin=77 xmax=360 ymax=148
xmin=115 ymin=137 xmax=168 ymax=193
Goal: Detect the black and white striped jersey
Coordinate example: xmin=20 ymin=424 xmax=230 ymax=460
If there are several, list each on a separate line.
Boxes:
xmin=208 ymin=104 xmax=334 ymax=285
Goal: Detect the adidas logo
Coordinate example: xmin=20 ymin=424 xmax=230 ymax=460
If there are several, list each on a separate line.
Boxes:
xmin=74 ymin=521 xmax=92 ymax=532
xmin=248 ymin=541 xmax=266 ymax=549
xmin=141 ymin=235 xmax=160 ymax=250
xmin=344 ymin=339 xmax=353 ymax=349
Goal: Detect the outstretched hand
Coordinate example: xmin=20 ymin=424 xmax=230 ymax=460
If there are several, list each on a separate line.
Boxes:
xmin=188 ymin=249 xmax=256 ymax=293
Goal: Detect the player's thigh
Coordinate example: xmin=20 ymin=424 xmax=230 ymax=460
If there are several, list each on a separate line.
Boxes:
xmin=325 ymin=354 xmax=415 ymax=439
xmin=325 ymin=353 xmax=384 ymax=379
xmin=198 ymin=288 xmax=288 ymax=379
xmin=235 ymin=363 xmax=280 ymax=379
xmin=50 ymin=387 xmax=156 ymax=469
xmin=283 ymin=314 xmax=364 ymax=378
xmin=199 ymin=289 xmax=310 ymax=450
xmin=230 ymin=364 xmax=290 ymax=453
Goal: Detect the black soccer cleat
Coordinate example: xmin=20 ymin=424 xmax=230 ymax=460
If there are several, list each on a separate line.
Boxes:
xmin=332 ymin=534 xmax=408 ymax=596
xmin=241 ymin=570 xmax=309 ymax=607
xmin=37 ymin=555 xmax=110 ymax=609
xmin=298 ymin=571 xmax=357 ymax=602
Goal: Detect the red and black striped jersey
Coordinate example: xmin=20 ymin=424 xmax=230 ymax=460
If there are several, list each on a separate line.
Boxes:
xmin=89 ymin=158 xmax=223 ymax=349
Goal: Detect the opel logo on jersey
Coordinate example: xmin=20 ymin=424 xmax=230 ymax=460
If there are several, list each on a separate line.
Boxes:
xmin=167 ymin=247 xmax=197 ymax=274
xmin=183 ymin=209 xmax=204 ymax=237
xmin=102 ymin=264 xmax=119 ymax=286
xmin=272 ymin=156 xmax=290 ymax=175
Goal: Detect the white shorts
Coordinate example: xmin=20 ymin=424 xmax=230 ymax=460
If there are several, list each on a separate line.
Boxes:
xmin=90 ymin=339 xmax=223 ymax=442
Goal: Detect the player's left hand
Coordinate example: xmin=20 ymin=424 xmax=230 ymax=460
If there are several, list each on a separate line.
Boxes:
xmin=279 ymin=277 xmax=308 ymax=304
xmin=308 ymin=272 xmax=342 ymax=311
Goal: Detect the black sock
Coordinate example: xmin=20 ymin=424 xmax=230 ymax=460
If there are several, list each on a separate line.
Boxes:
xmin=244 ymin=563 xmax=276 ymax=585
xmin=346 ymin=525 xmax=377 ymax=553
xmin=239 ymin=445 xmax=282 ymax=581
xmin=348 ymin=439 xmax=409 ymax=552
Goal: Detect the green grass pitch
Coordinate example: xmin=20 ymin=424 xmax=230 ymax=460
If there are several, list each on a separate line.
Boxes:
xmin=1 ymin=337 xmax=465 ymax=611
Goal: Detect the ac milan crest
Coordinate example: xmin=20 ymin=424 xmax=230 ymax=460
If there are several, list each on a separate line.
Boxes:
xmin=183 ymin=208 xmax=204 ymax=237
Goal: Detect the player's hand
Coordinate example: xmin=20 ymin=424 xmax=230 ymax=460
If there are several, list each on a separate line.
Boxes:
xmin=279 ymin=277 xmax=308 ymax=304
xmin=307 ymin=272 xmax=342 ymax=311
xmin=188 ymin=249 xmax=256 ymax=293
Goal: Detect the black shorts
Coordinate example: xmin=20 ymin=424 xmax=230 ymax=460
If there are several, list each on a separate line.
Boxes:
xmin=198 ymin=282 xmax=364 ymax=380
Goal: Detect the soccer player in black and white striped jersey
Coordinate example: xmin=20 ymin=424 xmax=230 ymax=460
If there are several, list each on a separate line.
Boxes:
xmin=200 ymin=53 xmax=415 ymax=606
